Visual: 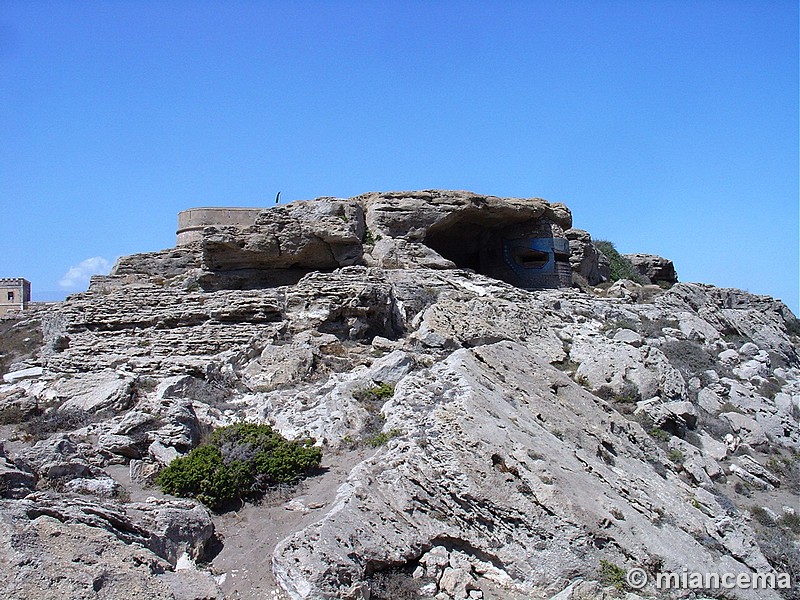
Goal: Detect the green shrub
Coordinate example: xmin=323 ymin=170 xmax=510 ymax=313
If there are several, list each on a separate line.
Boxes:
xmin=365 ymin=428 xmax=403 ymax=448
xmin=0 ymin=404 xmax=35 ymax=426
xmin=718 ymin=402 xmax=745 ymax=415
xmin=786 ymin=317 xmax=800 ymax=338
xmin=668 ymin=449 xmax=685 ymax=464
xmin=648 ymin=427 xmax=671 ymax=442
xmin=593 ymin=240 xmax=647 ymax=284
xmin=601 ymin=317 xmax=638 ymax=332
xmin=354 ymin=383 xmax=395 ymax=403
xmin=157 ymin=423 xmax=321 ymax=510
xmin=639 ymin=316 xmax=680 ymax=338
xmin=660 ymin=339 xmax=717 ymax=379
xmin=353 ymin=383 xmax=395 ymax=442
xmin=598 ymin=559 xmax=627 ymax=590
xmin=575 ymin=374 xmax=590 ymax=387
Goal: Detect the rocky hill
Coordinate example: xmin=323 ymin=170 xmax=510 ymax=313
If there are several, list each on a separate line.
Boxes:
xmin=0 ymin=191 xmax=798 ymax=600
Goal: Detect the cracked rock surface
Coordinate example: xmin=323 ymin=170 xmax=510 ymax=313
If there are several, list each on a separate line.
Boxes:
xmin=0 ymin=191 xmax=798 ymax=600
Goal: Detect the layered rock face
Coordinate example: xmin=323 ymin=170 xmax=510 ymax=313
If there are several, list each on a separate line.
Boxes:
xmin=624 ymin=253 xmax=678 ymax=285
xmin=112 ymin=190 xmax=579 ymax=292
xmin=0 ymin=191 xmax=798 ymax=600
xmin=565 ymin=228 xmax=611 ymax=285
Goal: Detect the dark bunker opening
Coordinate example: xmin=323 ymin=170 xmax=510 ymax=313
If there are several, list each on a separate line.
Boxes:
xmin=424 ymin=213 xmax=572 ymax=289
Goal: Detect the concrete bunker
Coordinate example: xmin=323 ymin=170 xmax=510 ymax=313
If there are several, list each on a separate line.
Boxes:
xmin=424 ymin=215 xmax=572 ymax=289
xmin=170 ymin=194 xmax=573 ymax=291
xmin=177 ymin=208 xmax=263 ymax=246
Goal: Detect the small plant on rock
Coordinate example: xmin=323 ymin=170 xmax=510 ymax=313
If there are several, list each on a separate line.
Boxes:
xmin=668 ymin=449 xmax=685 ymax=464
xmin=365 ymin=428 xmax=403 ymax=448
xmin=593 ymin=240 xmax=647 ymax=284
xmin=780 ymin=512 xmax=800 ymax=535
xmin=354 ymin=383 xmax=395 ymax=403
xmin=598 ymin=559 xmax=627 ymax=590
xmin=352 ymin=382 xmax=396 ymax=445
xmin=156 ymin=423 xmax=321 ymax=511
xmin=575 ymin=374 xmax=590 ymax=387
xmin=648 ymin=427 xmax=671 ymax=442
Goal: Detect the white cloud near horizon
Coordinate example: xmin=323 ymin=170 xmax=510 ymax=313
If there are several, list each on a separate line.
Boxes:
xmin=58 ymin=256 xmax=113 ymax=290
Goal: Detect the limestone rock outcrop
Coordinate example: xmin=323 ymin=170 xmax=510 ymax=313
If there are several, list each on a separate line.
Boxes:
xmin=272 ymin=342 xmax=781 ymax=599
xmin=564 ymin=228 xmax=610 ymax=285
xmin=0 ymin=190 xmax=797 ymax=600
xmin=112 ymin=190 xmax=579 ymax=291
xmin=201 ymin=199 xmax=365 ymax=272
xmin=624 ymin=253 xmax=678 ymax=285
xmin=0 ymin=492 xmax=221 ymax=600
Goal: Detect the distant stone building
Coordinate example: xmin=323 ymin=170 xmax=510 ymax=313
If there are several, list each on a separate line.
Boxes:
xmin=0 ymin=278 xmax=31 ymax=317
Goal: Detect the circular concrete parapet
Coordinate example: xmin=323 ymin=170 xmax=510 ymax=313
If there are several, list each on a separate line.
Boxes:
xmin=176 ymin=207 xmax=264 ymax=246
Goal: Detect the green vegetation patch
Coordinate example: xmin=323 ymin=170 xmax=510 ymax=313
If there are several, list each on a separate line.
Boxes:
xmin=648 ymin=427 xmax=672 ymax=442
xmin=157 ymin=423 xmax=321 ymax=510
xmin=598 ymin=559 xmax=627 ymax=590
xmin=593 ymin=240 xmax=647 ymax=284
xmin=353 ymin=383 xmax=395 ymax=403
xmin=365 ymin=428 xmax=403 ymax=448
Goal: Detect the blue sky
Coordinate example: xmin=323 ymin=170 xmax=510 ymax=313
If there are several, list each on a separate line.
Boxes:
xmin=0 ymin=1 xmax=797 ymax=313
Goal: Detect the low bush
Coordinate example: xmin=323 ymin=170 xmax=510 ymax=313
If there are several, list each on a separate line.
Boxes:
xmin=593 ymin=240 xmax=647 ymax=284
xmin=639 ymin=316 xmax=680 ymax=338
xmin=648 ymin=427 xmax=671 ymax=442
xmin=354 ymin=383 xmax=395 ymax=404
xmin=751 ymin=509 xmax=800 ymax=599
xmin=0 ymin=404 xmax=35 ymax=426
xmin=353 ymin=383 xmax=395 ymax=442
xmin=780 ymin=512 xmax=800 ymax=535
xmin=598 ymin=559 xmax=627 ymax=590
xmin=157 ymin=423 xmax=321 ymax=510
xmin=365 ymin=428 xmax=403 ymax=448
xmin=23 ymin=408 xmax=91 ymax=439
xmin=660 ymin=339 xmax=717 ymax=379
xmin=601 ymin=317 xmax=638 ymax=332
xmin=786 ymin=317 xmax=800 ymax=338
xmin=668 ymin=449 xmax=685 ymax=464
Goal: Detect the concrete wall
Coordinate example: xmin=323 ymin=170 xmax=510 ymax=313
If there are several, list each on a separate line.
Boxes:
xmin=0 ymin=278 xmax=30 ymax=317
xmin=176 ymin=207 xmax=264 ymax=246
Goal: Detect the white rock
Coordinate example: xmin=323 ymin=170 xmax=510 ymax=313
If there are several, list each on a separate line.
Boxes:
xmin=717 ymin=349 xmax=740 ymax=366
xmin=733 ymin=359 xmax=769 ymax=381
xmin=64 ymin=476 xmax=120 ymax=498
xmin=698 ymin=433 xmax=728 ymax=461
xmin=2 ymin=366 xmax=43 ymax=383
xmin=175 ymin=552 xmax=195 ymax=571
xmin=55 ymin=370 xmax=134 ymax=413
xmin=149 ymin=440 xmax=179 ymax=465
xmin=738 ymin=342 xmax=760 ymax=357
xmin=721 ymin=412 xmax=769 ymax=448
xmin=612 ymin=329 xmax=643 ymax=346
xmin=697 ymin=388 xmax=723 ymax=413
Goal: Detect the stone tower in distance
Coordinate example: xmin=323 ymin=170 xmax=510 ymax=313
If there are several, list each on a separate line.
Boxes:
xmin=0 ymin=278 xmax=31 ymax=317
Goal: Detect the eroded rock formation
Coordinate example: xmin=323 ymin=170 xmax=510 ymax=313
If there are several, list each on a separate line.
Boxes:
xmin=119 ymin=191 xmax=581 ymax=292
xmin=624 ymin=253 xmax=678 ymax=285
xmin=0 ymin=190 xmax=797 ymax=600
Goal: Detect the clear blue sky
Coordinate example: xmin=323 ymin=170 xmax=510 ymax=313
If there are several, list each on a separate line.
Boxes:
xmin=1 ymin=1 xmax=797 ymax=313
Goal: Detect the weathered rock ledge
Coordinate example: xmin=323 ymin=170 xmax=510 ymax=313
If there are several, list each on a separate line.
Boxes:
xmin=0 ymin=190 xmax=797 ymax=600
